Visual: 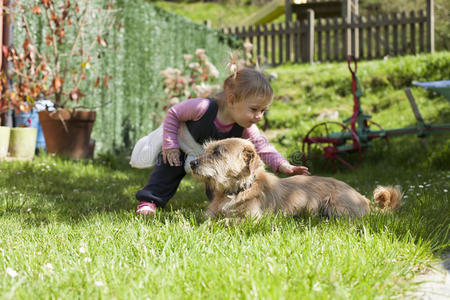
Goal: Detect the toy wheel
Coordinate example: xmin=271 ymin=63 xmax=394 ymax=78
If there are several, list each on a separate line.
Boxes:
xmin=302 ymin=121 xmax=362 ymax=171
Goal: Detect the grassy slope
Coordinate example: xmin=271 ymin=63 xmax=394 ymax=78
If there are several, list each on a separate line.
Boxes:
xmin=266 ymin=52 xmax=450 ymax=156
xmin=152 ymin=1 xmax=258 ymax=29
xmin=1 ymin=54 xmax=449 ymax=299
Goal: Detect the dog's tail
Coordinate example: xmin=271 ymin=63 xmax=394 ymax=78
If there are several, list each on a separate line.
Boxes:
xmin=373 ymin=185 xmax=402 ymax=210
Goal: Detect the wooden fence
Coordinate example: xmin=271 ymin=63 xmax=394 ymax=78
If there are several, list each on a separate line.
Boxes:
xmin=221 ymin=7 xmax=434 ymax=65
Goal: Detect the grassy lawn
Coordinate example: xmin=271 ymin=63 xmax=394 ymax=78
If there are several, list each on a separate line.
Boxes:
xmin=1 ymin=54 xmax=449 ymax=299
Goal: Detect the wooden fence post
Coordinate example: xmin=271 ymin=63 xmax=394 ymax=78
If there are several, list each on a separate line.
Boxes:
xmin=352 ymin=0 xmax=359 ymax=57
xmin=306 ymin=9 xmax=314 ymax=64
xmin=285 ymin=0 xmax=292 ymax=23
xmin=307 ymin=9 xmax=315 ymax=64
xmin=426 ymin=0 xmax=434 ymax=53
xmin=343 ymin=0 xmax=351 ymax=56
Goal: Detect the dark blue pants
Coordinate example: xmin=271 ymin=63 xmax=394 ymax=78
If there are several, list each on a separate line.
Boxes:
xmin=135 ymin=151 xmax=213 ymax=208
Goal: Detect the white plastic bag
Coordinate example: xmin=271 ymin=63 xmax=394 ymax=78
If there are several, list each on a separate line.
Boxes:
xmin=130 ymin=123 xmax=204 ymax=173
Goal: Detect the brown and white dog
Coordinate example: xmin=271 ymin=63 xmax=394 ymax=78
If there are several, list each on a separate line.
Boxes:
xmin=190 ymin=138 xmax=401 ymax=219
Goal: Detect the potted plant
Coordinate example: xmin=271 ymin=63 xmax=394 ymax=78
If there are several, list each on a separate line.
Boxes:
xmin=0 ymin=48 xmax=39 ymax=161
xmin=4 ymin=0 xmax=117 ymax=159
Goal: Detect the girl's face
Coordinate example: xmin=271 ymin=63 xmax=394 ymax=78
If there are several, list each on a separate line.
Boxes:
xmin=229 ymin=96 xmax=272 ymax=128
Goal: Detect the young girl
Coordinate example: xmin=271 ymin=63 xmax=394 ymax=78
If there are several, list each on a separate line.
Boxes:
xmin=135 ymin=68 xmax=310 ymax=215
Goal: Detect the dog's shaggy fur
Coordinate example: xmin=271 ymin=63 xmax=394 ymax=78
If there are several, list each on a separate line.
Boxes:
xmin=190 ymin=138 xmax=401 ymax=219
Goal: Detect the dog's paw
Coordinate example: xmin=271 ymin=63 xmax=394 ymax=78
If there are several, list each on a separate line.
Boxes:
xmin=204 ymin=209 xmax=216 ymax=219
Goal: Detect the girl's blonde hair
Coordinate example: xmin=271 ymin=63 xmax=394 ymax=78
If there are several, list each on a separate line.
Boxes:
xmin=214 ymin=68 xmax=273 ymax=107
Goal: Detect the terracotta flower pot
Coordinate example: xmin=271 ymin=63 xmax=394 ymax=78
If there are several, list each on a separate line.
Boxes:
xmin=38 ymin=109 xmax=96 ymax=159
xmin=0 ymin=126 xmax=11 ymax=160
xmin=8 ymin=127 xmax=37 ymax=161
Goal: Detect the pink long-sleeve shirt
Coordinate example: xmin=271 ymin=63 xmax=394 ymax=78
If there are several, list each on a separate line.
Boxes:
xmin=162 ymin=98 xmax=288 ymax=172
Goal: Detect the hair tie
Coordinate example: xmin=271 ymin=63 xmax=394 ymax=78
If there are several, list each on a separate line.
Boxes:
xmin=226 ymin=51 xmax=239 ymax=79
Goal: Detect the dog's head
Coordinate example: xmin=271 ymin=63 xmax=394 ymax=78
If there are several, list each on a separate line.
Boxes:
xmin=190 ymin=138 xmax=264 ymax=194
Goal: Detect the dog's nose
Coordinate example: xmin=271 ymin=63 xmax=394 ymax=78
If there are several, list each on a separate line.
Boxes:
xmin=190 ymin=159 xmax=199 ymax=169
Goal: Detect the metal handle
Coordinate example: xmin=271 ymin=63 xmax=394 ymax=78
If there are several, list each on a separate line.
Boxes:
xmin=347 ymin=54 xmax=357 ymax=75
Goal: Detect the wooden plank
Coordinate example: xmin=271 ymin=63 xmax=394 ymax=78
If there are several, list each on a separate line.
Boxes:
xmin=318 ymin=19 xmax=323 ymax=61
xmin=410 ymin=11 xmax=416 ymax=54
xmin=333 ymin=17 xmax=339 ymax=61
xmin=285 ymin=0 xmax=292 ymax=23
xmin=358 ymin=16 xmax=364 ymax=58
xmin=271 ymin=24 xmax=276 ymax=65
xmin=419 ymin=10 xmax=425 ymax=52
xmin=307 ymin=9 xmax=315 ymax=64
xmin=383 ymin=14 xmax=389 ymax=56
xmin=294 ymin=21 xmax=300 ymax=63
xmin=404 ymin=88 xmax=424 ymax=123
xmin=367 ymin=15 xmax=372 ymax=59
xmin=392 ymin=13 xmax=399 ymax=55
xmin=326 ymin=18 xmax=331 ymax=61
xmin=285 ymin=22 xmax=291 ymax=63
xmin=401 ymin=11 xmax=407 ymax=54
xmin=344 ymin=0 xmax=351 ymax=56
xmin=293 ymin=1 xmax=342 ymax=19
xmin=375 ymin=14 xmax=381 ymax=58
xmin=278 ymin=22 xmax=283 ymax=64
xmin=256 ymin=24 xmax=261 ymax=63
xmin=427 ymin=0 xmax=435 ymax=52
xmin=263 ymin=24 xmax=269 ymax=65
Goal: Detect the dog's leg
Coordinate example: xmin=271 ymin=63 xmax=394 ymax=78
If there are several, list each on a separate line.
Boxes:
xmin=205 ymin=197 xmax=222 ymax=218
xmin=245 ymin=199 xmax=263 ymax=220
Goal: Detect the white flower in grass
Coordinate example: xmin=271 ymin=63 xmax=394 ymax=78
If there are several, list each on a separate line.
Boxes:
xmin=404 ymin=195 xmax=408 ymax=199
xmin=6 ymin=267 xmax=18 ymax=278
xmin=94 ymin=281 xmax=104 ymax=287
xmin=444 ymin=189 xmax=448 ymax=193
xmin=79 ymin=246 xmax=87 ymax=254
xmin=84 ymin=257 xmax=92 ymax=263
xmin=419 ymin=185 xmax=424 ymax=188
xmin=44 ymin=263 xmax=54 ymax=274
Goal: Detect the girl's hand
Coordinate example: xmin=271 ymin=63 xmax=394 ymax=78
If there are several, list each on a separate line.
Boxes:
xmin=162 ymin=148 xmax=181 ymax=166
xmin=278 ymin=161 xmax=311 ymax=176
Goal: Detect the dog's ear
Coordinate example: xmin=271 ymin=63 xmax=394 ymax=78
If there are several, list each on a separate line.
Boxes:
xmin=242 ymin=145 xmax=258 ymax=172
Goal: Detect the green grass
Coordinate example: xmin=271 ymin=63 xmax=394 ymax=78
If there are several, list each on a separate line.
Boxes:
xmin=0 ymin=147 xmax=448 ymax=299
xmin=1 ymin=54 xmax=449 ymax=299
